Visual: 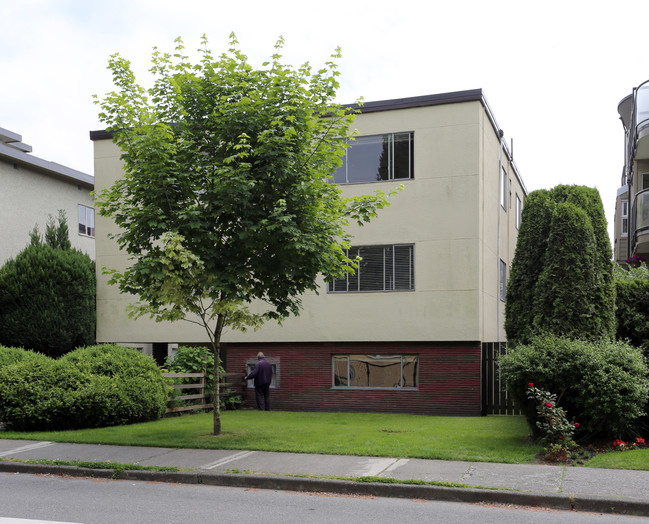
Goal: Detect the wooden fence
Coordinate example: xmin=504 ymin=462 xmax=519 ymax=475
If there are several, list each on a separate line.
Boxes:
xmin=164 ymin=371 xmax=246 ymax=414
xmin=482 ymin=342 xmax=521 ymax=415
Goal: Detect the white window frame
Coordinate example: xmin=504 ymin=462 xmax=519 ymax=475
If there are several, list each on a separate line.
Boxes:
xmin=621 ymin=200 xmax=629 ymax=237
xmin=515 ymin=194 xmax=522 ymax=229
xmin=78 ymin=204 xmax=95 ymax=238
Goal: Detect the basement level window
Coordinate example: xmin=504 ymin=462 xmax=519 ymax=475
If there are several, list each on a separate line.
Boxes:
xmin=332 ymin=354 xmax=418 ymax=389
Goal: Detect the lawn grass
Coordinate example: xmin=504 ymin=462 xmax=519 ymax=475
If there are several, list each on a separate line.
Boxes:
xmin=584 ymin=448 xmax=649 ymax=470
xmin=0 ymin=411 xmax=542 ymax=464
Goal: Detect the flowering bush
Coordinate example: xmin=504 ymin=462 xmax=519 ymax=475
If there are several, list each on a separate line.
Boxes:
xmin=626 ymin=255 xmax=647 ymax=268
xmin=527 ymin=383 xmax=578 ymax=449
xmin=500 ymin=335 xmax=649 ymax=438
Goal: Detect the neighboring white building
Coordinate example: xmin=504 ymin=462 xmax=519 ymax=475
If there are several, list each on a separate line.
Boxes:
xmin=0 ymin=127 xmax=95 ymax=264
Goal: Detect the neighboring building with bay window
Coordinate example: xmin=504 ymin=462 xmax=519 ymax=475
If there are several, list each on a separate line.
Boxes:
xmin=91 ymin=89 xmax=526 ymax=416
xmin=615 ymin=81 xmax=649 ymax=266
xmin=0 ymin=127 xmax=95 ymax=265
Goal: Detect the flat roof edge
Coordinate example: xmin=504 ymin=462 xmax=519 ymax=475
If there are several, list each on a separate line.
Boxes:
xmin=350 ymin=89 xmax=484 ymax=113
xmin=0 ymin=142 xmax=93 ymax=188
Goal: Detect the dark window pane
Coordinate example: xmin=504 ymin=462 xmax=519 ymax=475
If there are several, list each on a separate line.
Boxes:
xmin=347 ymin=136 xmax=388 ymax=183
xmin=394 ymin=245 xmax=414 ymax=290
xmin=384 ymin=245 xmax=394 ymax=290
xmin=332 ymin=155 xmax=347 ymax=183
xmin=393 ymin=133 xmax=412 ymax=179
xmin=357 ymin=246 xmax=384 ymax=291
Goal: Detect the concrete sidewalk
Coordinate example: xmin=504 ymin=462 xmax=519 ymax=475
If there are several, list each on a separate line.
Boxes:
xmin=1 ymin=439 xmax=648 ymax=517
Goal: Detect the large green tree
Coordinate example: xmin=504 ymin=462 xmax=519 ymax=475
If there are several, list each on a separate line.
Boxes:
xmin=95 ymin=35 xmax=396 ymax=435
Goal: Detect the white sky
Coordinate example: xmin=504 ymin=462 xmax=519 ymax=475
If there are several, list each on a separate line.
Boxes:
xmin=2 ymin=0 xmax=647 ymax=245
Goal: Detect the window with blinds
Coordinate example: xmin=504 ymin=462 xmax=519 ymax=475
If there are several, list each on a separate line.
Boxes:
xmin=328 ymin=244 xmax=414 ymax=292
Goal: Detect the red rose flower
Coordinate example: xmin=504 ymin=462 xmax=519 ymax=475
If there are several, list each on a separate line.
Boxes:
xmin=545 ymin=402 xmax=552 ymax=408
xmin=528 ymin=382 xmax=534 ymax=387
xmin=575 ymin=422 xmax=580 ymax=428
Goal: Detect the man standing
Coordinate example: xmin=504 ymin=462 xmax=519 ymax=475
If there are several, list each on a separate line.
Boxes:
xmin=244 ymin=352 xmax=273 ymax=411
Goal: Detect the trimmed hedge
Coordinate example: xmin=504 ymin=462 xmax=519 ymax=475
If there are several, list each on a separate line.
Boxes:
xmin=499 ymin=334 xmax=649 ymax=439
xmin=0 ymin=345 xmax=48 ymax=370
xmin=0 ymin=345 xmax=168 ymax=431
xmin=615 ymin=264 xmax=649 ymax=354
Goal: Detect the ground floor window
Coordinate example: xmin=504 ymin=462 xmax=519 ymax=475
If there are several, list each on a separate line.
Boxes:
xmin=332 ymin=354 xmax=418 ymax=389
xmin=245 ymin=358 xmax=279 ymax=388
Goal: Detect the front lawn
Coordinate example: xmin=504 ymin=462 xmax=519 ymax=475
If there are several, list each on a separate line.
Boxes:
xmin=0 ymin=411 xmax=542 ymax=464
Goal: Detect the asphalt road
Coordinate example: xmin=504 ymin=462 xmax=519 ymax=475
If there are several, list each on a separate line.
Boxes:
xmin=1 ymin=472 xmax=647 ymax=524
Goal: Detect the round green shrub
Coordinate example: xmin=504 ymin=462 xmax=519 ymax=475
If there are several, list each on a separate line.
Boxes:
xmin=61 ymin=345 xmax=169 ymax=425
xmin=0 ymin=243 xmax=95 ymax=357
xmin=0 ymin=358 xmax=87 ymax=431
xmin=0 ymin=345 xmax=168 ymax=430
xmin=499 ymin=334 xmax=649 ymax=439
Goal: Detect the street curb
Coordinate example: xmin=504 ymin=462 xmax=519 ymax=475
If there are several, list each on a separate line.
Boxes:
xmin=2 ymin=461 xmax=648 ymax=517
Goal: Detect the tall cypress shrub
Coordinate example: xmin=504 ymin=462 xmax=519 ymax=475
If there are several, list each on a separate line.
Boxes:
xmin=505 ymin=185 xmax=615 ymax=345
xmin=550 ymin=185 xmax=615 ymax=336
xmin=533 ymin=203 xmax=603 ymax=339
xmin=505 ymin=190 xmax=554 ymax=345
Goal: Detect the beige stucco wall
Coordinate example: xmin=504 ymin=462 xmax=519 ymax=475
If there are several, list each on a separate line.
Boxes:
xmin=0 ymin=161 xmax=95 ymax=264
xmin=94 ymin=99 xmax=523 ymax=345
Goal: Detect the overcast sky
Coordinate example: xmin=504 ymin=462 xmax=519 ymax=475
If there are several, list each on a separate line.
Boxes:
xmin=2 ymin=0 xmax=647 ymax=244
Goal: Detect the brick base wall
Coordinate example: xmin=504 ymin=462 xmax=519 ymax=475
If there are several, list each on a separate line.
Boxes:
xmin=224 ymin=341 xmax=482 ymax=416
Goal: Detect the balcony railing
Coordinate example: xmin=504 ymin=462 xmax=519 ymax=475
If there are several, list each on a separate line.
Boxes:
xmin=631 ymin=188 xmax=649 ymax=254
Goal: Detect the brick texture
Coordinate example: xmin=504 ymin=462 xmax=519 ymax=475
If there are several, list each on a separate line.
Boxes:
xmin=224 ymin=341 xmax=482 ymax=416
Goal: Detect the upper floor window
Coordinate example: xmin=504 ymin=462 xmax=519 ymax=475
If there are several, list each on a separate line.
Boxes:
xmin=328 ymin=244 xmax=414 ymax=293
xmin=622 ymin=200 xmax=629 ymax=236
xmin=499 ymin=259 xmax=507 ymax=301
xmin=332 ymin=132 xmax=414 ymax=184
xmin=500 ymin=167 xmax=508 ymax=210
xmin=515 ymin=194 xmax=522 ymax=229
xmin=78 ymin=205 xmax=95 ymax=238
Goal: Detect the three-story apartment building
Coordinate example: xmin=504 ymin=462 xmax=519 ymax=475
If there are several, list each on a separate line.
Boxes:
xmin=91 ymin=89 xmax=526 ymax=416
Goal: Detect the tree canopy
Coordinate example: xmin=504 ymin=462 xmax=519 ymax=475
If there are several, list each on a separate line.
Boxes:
xmin=95 ymin=35 xmax=397 ymax=434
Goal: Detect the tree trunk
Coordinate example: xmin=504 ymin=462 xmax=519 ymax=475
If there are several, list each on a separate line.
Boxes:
xmin=211 ymin=313 xmax=226 ymax=436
